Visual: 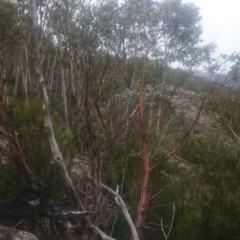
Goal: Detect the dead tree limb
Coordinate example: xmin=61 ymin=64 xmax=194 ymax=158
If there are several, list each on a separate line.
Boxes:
xmin=90 ymin=224 xmax=116 ymax=240
xmin=102 ymin=184 xmax=139 ymax=240
xmin=161 ymin=203 xmax=175 ymax=240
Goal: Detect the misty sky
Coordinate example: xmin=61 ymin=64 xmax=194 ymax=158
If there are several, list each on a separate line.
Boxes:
xmin=183 ymin=0 xmax=240 ymax=57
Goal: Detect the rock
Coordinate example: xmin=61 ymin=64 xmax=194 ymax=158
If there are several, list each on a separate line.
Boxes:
xmin=0 ymin=225 xmax=39 ymax=240
xmin=70 ymin=154 xmax=91 ymax=181
xmin=0 ymin=125 xmax=12 ymax=165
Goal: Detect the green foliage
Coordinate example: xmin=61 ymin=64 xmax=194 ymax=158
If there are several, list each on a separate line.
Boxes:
xmin=0 ymin=1 xmax=27 ymax=45
xmin=175 ymin=132 xmax=240 ymax=240
xmin=105 ymin=214 xmax=130 ymax=240
xmin=0 ymin=162 xmax=23 ymax=199
xmin=207 ymin=92 xmax=240 ymax=135
xmin=4 ymin=97 xmax=77 ymax=202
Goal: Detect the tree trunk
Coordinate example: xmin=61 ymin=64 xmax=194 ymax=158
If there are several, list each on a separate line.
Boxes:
xmin=157 ymin=39 xmax=167 ymax=133
xmin=85 ymin=80 xmax=101 ymax=230
xmin=30 ymin=0 xmax=84 ymax=211
xmin=49 ymin=50 xmax=57 ymax=91
xmin=13 ymin=48 xmax=22 ymax=97
xmin=134 ymin=48 xmax=151 ymax=237
xmin=58 ymin=35 xmax=70 ymax=130
xmin=24 ymin=44 xmax=31 ymax=96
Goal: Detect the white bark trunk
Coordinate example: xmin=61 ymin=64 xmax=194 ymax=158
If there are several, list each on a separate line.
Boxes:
xmin=58 ymin=35 xmax=70 ymax=129
xmin=30 ymin=0 xmax=83 ymax=210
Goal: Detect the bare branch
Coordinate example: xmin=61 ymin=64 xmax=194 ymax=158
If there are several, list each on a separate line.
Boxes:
xmin=150 ymin=94 xmax=207 ymax=171
xmin=227 ymin=124 xmax=240 ymax=141
xmin=161 ymin=203 xmax=175 ymax=240
xmin=90 ymin=224 xmax=116 ymax=240
xmin=101 ymin=184 xmax=139 ymax=240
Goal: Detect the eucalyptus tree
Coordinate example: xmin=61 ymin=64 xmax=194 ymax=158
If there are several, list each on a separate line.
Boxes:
xmin=99 ymin=0 xmax=216 ymax=236
xmin=46 ymin=0 xmax=216 ymax=237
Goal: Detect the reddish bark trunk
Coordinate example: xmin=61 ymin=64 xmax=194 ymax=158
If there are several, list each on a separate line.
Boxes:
xmin=135 ymin=48 xmax=151 ymax=236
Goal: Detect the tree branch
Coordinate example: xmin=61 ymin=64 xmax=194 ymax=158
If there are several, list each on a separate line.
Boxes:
xmin=150 ymin=95 xmax=207 ymax=172
xmin=227 ymin=124 xmax=240 ymax=141
xmin=89 ymin=224 xmax=116 ymax=240
xmin=101 ymin=184 xmax=139 ymax=240
xmin=161 ymin=203 xmax=175 ymax=240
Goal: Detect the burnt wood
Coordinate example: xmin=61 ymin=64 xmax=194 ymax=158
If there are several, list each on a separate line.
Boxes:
xmin=0 ymin=180 xmax=89 ymax=221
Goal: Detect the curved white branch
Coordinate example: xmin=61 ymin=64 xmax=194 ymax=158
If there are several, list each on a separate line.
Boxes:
xmin=101 ymin=184 xmax=139 ymax=240
xmin=161 ymin=203 xmax=175 ymax=240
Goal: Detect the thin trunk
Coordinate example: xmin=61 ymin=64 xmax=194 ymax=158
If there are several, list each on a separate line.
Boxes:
xmin=85 ymin=81 xmax=101 ymax=230
xmin=57 ymin=0 xmax=70 ymax=129
xmin=58 ymin=35 xmax=70 ymax=130
xmin=30 ymin=0 xmax=84 ymax=211
xmin=49 ymin=50 xmax=57 ymax=91
xmin=70 ymin=59 xmax=75 ymax=94
xmin=130 ymin=60 xmax=136 ymax=90
xmin=135 ymin=48 xmax=151 ymax=236
xmin=110 ymin=93 xmax=114 ymax=136
xmin=22 ymin=46 xmax=29 ymax=103
xmin=13 ymin=49 xmax=21 ymax=97
xmin=117 ymin=59 xmax=124 ymax=113
xmin=148 ymin=108 xmax=153 ymax=128
xmin=70 ymin=49 xmax=76 ymax=96
xmin=0 ymin=75 xmax=35 ymax=181
xmin=68 ymin=33 xmax=82 ymax=109
xmin=21 ymin=66 xmax=26 ymax=100
xmin=45 ymin=52 xmax=51 ymax=81
xmin=25 ymin=45 xmax=31 ymax=90
xmin=157 ymin=39 xmax=167 ymax=133
xmin=156 ymin=66 xmax=165 ymax=132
